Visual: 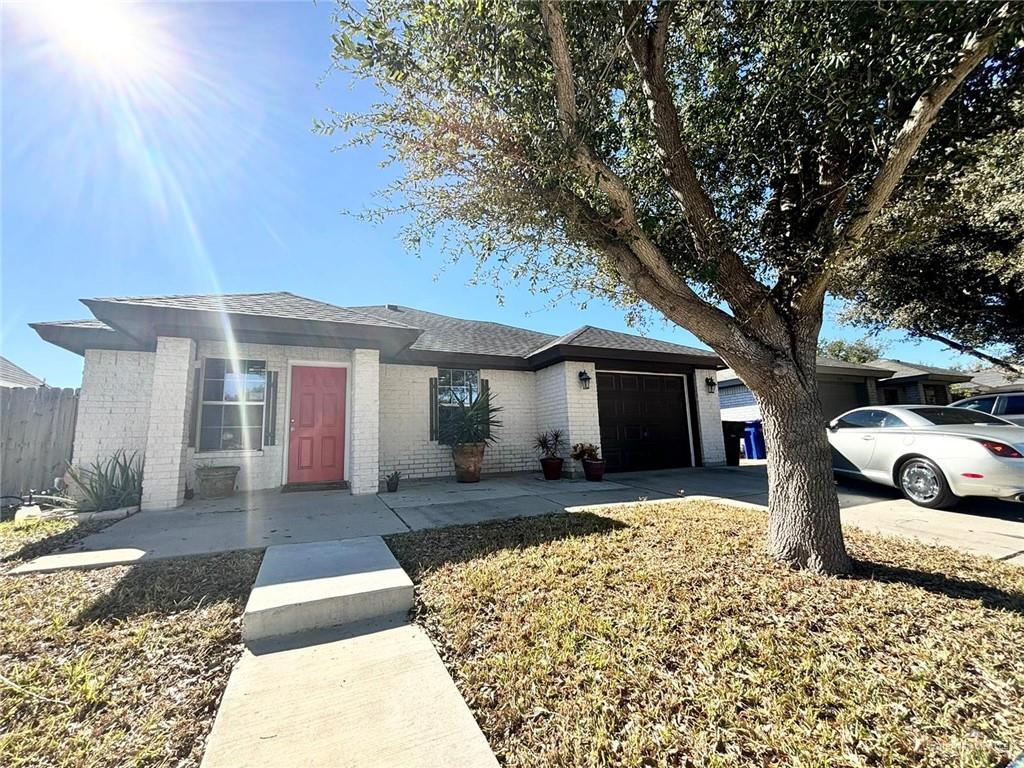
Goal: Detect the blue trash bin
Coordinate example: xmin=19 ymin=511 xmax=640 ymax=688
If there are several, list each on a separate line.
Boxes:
xmin=743 ymin=422 xmax=766 ymax=460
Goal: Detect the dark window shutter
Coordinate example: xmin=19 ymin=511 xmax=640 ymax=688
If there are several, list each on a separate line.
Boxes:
xmin=480 ymin=378 xmax=490 ymax=439
xmin=187 ymin=367 xmax=201 ymax=448
xmin=429 ymin=377 xmax=438 ymax=441
xmin=263 ymin=370 xmax=278 ymax=446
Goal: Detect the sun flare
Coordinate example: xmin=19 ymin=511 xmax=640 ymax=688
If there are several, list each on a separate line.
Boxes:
xmin=22 ymin=0 xmax=175 ymax=87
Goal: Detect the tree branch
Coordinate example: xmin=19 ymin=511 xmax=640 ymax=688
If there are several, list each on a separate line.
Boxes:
xmin=912 ymin=327 xmax=1023 ymax=378
xmin=802 ymin=2 xmax=1016 ymax=306
xmin=537 ymin=0 xmax=767 ymax=363
xmin=622 ymin=1 xmax=778 ymax=330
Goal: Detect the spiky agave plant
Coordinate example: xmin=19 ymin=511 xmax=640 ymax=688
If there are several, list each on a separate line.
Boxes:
xmin=66 ymin=450 xmax=144 ymax=512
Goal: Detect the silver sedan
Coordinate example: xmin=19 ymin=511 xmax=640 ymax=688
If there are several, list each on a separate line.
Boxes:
xmin=827 ymin=405 xmax=1024 ymax=509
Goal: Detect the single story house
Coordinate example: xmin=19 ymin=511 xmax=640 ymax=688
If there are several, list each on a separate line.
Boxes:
xmin=0 ymin=355 xmax=44 ymax=389
xmin=717 ymin=356 xmax=895 ymax=424
xmin=955 ymin=365 xmax=1024 ymax=396
xmin=864 ymin=358 xmax=972 ymax=406
xmin=32 ymin=292 xmax=726 ymax=509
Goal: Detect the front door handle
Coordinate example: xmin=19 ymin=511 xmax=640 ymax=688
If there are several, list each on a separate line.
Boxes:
xmin=861 ymin=435 xmax=874 ymax=441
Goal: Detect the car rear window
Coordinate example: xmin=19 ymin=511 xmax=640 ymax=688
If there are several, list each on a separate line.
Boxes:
xmin=914 ymin=407 xmax=1008 ymax=425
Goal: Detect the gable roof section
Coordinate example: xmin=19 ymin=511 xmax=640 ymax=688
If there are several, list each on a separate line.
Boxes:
xmin=76 ymin=292 xmax=421 ymax=356
xmin=963 ymin=366 xmax=1024 ymax=393
xmin=32 ymin=293 xmax=721 ymax=370
xmin=866 ymin=358 xmax=972 ymax=383
xmin=90 ymin=292 xmax=414 ymax=329
xmin=0 ymin=355 xmax=44 ymax=388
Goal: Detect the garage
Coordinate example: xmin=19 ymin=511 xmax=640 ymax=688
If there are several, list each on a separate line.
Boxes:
xmin=817 ymin=378 xmax=869 ymax=421
xmin=596 ymin=372 xmax=695 ymax=472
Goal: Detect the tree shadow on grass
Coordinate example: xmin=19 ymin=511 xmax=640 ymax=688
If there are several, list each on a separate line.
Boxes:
xmin=0 ymin=519 xmax=108 ymax=568
xmin=74 ymin=550 xmax=262 ymax=625
xmin=853 ymin=559 xmax=1024 ymax=616
xmin=386 ymin=510 xmax=627 ymax=580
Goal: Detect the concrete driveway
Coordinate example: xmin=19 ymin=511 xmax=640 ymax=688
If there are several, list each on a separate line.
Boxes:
xmin=11 ymin=465 xmax=1024 ymax=573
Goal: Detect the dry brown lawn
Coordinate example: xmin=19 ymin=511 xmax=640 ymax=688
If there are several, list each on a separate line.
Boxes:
xmin=0 ymin=518 xmax=260 ymax=767
xmin=388 ymin=500 xmax=1024 ymax=768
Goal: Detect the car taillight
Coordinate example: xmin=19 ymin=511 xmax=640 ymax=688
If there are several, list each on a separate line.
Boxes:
xmin=975 ymin=439 xmax=1024 ymax=459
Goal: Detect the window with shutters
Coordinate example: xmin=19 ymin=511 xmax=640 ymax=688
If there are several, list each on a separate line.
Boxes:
xmin=197 ymin=359 xmax=266 ymax=451
xmin=430 ymin=368 xmax=487 ymax=441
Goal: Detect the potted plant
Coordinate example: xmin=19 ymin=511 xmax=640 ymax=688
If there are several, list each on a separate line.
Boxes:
xmin=385 ymin=470 xmax=401 ymax=493
xmin=534 ymin=429 xmax=566 ymax=481
xmin=437 ymin=391 xmax=502 ymax=483
xmin=194 ymin=464 xmax=241 ymax=499
xmin=571 ymin=442 xmax=606 ymax=482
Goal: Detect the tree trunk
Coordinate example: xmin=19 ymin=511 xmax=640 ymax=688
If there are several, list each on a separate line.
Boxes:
xmin=752 ymin=371 xmax=852 ymax=575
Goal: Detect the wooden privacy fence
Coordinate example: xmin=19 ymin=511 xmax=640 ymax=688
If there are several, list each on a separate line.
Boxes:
xmin=1 ymin=387 xmax=79 ymax=497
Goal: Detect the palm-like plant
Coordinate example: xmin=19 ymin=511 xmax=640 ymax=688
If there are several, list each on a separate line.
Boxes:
xmin=534 ymin=429 xmax=566 ymax=459
xmin=437 ymin=391 xmax=502 ymax=448
xmin=66 ymin=450 xmax=144 ymax=512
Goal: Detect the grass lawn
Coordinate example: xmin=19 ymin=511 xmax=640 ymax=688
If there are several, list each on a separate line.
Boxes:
xmin=0 ymin=517 xmax=261 ymax=767
xmin=388 ymin=500 xmax=1024 ymax=768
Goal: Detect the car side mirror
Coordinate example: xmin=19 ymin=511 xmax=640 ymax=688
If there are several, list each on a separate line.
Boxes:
xmin=826 ymin=420 xmax=838 ymax=432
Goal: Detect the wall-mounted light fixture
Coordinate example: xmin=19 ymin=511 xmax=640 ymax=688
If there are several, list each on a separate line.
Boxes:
xmin=704 ymin=376 xmax=717 ymax=393
xmin=578 ymin=370 xmax=592 ymax=390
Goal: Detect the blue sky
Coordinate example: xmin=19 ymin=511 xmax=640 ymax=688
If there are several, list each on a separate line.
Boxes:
xmin=2 ymin=1 xmax=966 ymax=388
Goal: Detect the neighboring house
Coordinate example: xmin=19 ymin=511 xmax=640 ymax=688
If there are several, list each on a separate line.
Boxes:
xmin=717 ymin=356 xmax=895 ymax=424
xmin=956 ymin=365 xmax=1024 ymax=396
xmin=31 ymin=292 xmax=726 ymax=509
xmin=864 ymin=359 xmax=972 ymax=406
xmin=0 ymin=355 xmax=44 ymax=388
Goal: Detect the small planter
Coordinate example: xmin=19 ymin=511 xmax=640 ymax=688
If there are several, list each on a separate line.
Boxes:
xmin=452 ymin=443 xmax=486 ymax=483
xmin=582 ymin=459 xmax=606 ymax=482
xmin=196 ymin=465 xmax=240 ymax=500
xmin=539 ymin=456 xmax=564 ymax=481
xmin=385 ymin=472 xmax=401 ymax=493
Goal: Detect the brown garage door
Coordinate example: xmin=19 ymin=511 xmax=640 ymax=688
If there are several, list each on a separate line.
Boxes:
xmin=597 ymin=372 xmax=693 ymax=472
xmin=817 ymin=379 xmax=869 ymax=421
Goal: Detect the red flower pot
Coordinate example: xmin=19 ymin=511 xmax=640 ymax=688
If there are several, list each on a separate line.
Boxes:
xmin=582 ymin=459 xmax=605 ymax=482
xmin=539 ymin=457 xmax=564 ymax=481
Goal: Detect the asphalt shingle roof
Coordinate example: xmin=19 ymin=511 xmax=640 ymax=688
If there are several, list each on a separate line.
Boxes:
xmin=91 ymin=292 xmax=416 ymax=329
xmin=866 ymin=358 xmax=971 ymax=381
xmin=965 ymin=366 xmax=1024 ymax=391
xmin=532 ymin=326 xmax=714 ymax=358
xmin=0 ymin=355 xmax=43 ymax=387
xmin=351 ymin=305 xmax=558 ymax=357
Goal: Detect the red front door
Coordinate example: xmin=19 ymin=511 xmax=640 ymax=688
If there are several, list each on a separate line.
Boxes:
xmin=288 ymin=366 xmax=346 ymax=484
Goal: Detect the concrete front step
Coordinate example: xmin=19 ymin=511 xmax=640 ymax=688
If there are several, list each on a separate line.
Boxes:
xmin=243 ymin=537 xmax=413 ymax=643
xmin=201 ymin=620 xmax=499 ymax=768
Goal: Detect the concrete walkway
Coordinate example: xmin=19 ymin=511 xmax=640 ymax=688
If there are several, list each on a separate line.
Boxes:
xmin=10 ymin=466 xmax=1024 ymax=573
xmin=201 ymin=537 xmax=497 ymax=768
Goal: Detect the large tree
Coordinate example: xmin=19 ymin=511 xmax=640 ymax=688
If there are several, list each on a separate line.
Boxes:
xmin=838 ymin=105 xmax=1024 ymax=374
xmin=326 ymin=1 xmax=1022 ymax=573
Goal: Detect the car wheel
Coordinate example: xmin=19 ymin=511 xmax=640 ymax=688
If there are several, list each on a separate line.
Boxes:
xmin=897 ymin=458 xmax=957 ymax=509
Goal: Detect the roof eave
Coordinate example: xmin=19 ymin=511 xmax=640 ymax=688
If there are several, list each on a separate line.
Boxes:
xmin=30 ymin=322 xmax=150 ymax=356
xmin=82 ymin=300 xmax=423 ymax=357
xmin=527 ymin=344 xmax=723 ymax=370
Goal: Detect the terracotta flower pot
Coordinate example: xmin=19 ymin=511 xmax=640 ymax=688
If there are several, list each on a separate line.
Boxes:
xmin=582 ymin=459 xmax=605 ymax=482
xmin=539 ymin=456 xmax=564 ymax=481
xmin=452 ymin=443 xmax=487 ymax=483
xmin=196 ymin=465 xmax=240 ymax=499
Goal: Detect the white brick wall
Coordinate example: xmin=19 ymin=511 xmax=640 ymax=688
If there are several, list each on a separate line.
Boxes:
xmin=378 ymin=364 xmax=539 ymax=481
xmin=72 ymin=349 xmax=155 ymax=471
xmin=349 ymin=349 xmax=380 ymax=494
xmin=694 ymin=368 xmax=726 ymax=465
xmin=535 ymin=361 xmax=601 ymax=476
xmin=141 ymin=337 xmax=196 ymax=510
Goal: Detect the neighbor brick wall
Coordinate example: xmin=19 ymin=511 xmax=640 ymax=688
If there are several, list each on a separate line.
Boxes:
xmin=695 ymin=368 xmax=726 ymax=465
xmin=72 ymin=349 xmax=155 ymax=471
xmin=378 ymin=363 xmax=539 ymax=481
xmin=141 ymin=337 xmax=196 ymax=510
xmin=349 ymin=349 xmax=380 ymax=494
